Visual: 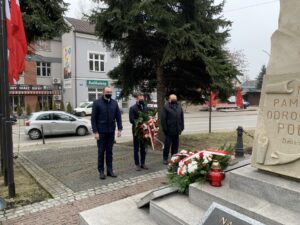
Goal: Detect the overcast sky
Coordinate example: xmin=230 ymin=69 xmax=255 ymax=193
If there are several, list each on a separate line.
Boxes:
xmin=65 ymin=0 xmax=280 ymax=80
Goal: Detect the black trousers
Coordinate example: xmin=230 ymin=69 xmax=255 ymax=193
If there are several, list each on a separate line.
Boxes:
xmin=133 ymin=135 xmax=146 ymax=166
xmin=97 ymin=132 xmax=115 ymax=174
xmin=163 ymin=134 xmax=179 ymax=161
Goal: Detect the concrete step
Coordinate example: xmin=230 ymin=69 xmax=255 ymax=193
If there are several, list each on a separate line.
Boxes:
xmin=80 ymin=192 xmax=157 ymax=225
xmin=150 ymin=193 xmax=205 ymax=225
xmin=228 ymin=165 xmax=300 ymax=213
xmin=189 ymin=180 xmax=300 ymax=225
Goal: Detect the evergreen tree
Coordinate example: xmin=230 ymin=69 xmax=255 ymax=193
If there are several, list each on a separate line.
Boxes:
xmin=16 ymin=105 xmax=23 ymax=117
xmin=256 ymin=65 xmax=266 ymax=90
xmin=66 ymin=102 xmax=73 ymax=114
xmin=90 ymin=0 xmax=239 ymax=113
xmin=21 ymin=0 xmax=70 ymax=43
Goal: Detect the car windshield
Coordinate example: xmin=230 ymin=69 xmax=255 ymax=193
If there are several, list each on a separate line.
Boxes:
xmin=79 ymin=102 xmax=89 ymax=108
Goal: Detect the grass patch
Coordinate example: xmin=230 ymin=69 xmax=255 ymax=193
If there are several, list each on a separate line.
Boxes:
xmin=179 ymin=130 xmax=254 ymax=151
xmin=120 ymin=130 xmax=255 ymax=152
xmin=0 ymin=163 xmax=51 ymax=210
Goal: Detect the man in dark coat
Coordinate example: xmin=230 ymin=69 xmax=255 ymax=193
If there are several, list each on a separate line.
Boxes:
xmin=161 ymin=94 xmax=184 ymax=165
xmin=91 ymin=87 xmax=123 ymax=179
xmin=129 ymin=93 xmax=149 ymax=171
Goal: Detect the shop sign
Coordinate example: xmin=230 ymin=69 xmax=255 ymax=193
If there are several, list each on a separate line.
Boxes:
xmin=86 ymin=80 xmax=108 ymax=87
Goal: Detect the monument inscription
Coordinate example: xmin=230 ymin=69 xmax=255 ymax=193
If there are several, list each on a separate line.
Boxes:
xmin=252 ymin=0 xmax=300 ymax=179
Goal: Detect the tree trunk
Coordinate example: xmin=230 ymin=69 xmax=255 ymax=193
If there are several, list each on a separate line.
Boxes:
xmin=156 ymin=65 xmax=166 ymax=141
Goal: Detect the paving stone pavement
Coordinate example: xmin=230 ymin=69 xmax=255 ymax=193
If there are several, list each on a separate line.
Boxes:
xmin=21 ymin=144 xmax=166 ymax=192
xmin=0 ymin=143 xmax=168 ymax=224
xmin=1 ymin=176 xmax=167 ymax=224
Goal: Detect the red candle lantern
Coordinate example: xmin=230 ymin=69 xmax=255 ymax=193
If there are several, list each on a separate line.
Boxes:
xmin=207 ymin=160 xmax=225 ymax=187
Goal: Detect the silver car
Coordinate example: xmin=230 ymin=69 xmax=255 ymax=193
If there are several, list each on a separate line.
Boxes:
xmin=25 ymin=111 xmax=92 ymax=140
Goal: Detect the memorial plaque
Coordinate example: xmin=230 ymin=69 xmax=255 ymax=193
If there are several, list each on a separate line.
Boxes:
xmin=252 ymin=0 xmax=300 ymax=179
xmin=199 ymin=203 xmax=265 ymax=225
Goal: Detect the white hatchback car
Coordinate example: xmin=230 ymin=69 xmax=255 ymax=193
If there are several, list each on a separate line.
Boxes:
xmin=25 ymin=111 xmax=92 ymax=140
xmin=73 ymin=102 xmax=93 ymax=117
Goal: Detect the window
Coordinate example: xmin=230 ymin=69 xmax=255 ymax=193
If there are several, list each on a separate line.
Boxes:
xmin=38 ymin=95 xmax=53 ymax=110
xmin=88 ymin=88 xmax=103 ymax=101
xmin=10 ymin=95 xmax=25 ymax=112
xmin=53 ymin=113 xmax=70 ymax=121
xmin=37 ymin=114 xmax=51 ymax=120
xmin=89 ymin=52 xmax=105 ymax=72
xmin=37 ymin=62 xmax=51 ymax=76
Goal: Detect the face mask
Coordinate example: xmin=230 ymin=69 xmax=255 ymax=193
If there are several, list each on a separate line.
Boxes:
xmin=105 ymin=94 xmax=112 ymax=99
xmin=138 ymin=100 xmax=144 ymax=105
xmin=171 ymin=100 xmax=177 ymax=104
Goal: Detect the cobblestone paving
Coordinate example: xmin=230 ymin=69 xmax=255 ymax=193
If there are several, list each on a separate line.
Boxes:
xmin=21 ymin=144 xmax=166 ymax=192
xmin=1 ymin=176 xmax=167 ymax=224
xmin=0 ymin=144 xmax=168 ymax=224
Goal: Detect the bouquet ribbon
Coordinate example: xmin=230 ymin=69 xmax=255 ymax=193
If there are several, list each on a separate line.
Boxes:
xmin=146 ymin=116 xmax=159 ymax=150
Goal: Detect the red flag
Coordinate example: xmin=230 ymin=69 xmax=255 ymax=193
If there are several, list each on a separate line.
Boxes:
xmin=235 ymin=87 xmax=243 ymax=109
xmin=6 ymin=0 xmax=27 ymax=84
xmin=211 ymin=92 xmax=218 ymax=107
xmin=5 ymin=0 xmax=15 ymax=84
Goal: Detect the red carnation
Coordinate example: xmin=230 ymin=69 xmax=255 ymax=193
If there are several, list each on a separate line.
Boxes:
xmin=200 ymin=152 xmax=204 ymax=159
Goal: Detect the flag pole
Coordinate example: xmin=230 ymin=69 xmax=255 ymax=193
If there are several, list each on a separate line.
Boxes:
xmin=0 ymin=0 xmax=16 ymax=197
xmin=0 ymin=0 xmax=8 ymax=183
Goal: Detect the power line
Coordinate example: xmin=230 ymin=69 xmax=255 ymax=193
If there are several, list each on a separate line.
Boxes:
xmin=225 ymin=0 xmax=279 ymax=13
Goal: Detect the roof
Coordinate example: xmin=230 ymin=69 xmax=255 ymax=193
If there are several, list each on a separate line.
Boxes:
xmin=65 ymin=17 xmax=95 ymax=35
xmin=241 ymin=80 xmax=258 ymax=92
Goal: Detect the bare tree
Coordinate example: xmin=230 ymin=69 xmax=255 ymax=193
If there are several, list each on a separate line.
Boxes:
xmin=228 ymin=49 xmax=249 ymax=83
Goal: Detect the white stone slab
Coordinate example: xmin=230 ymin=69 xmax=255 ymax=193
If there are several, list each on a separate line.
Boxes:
xmin=79 ymin=192 xmax=156 ymax=225
xmin=137 ymin=185 xmax=178 ymax=208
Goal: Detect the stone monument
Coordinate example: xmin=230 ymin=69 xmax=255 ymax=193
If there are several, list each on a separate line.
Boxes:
xmin=252 ymin=0 xmax=300 ymax=179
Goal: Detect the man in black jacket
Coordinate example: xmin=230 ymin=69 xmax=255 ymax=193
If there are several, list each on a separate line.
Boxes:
xmin=91 ymin=87 xmax=123 ymax=179
xmin=129 ymin=93 xmax=149 ymax=171
xmin=161 ymin=94 xmax=184 ymax=165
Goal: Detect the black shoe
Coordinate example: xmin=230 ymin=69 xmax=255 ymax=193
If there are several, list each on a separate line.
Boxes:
xmin=99 ymin=173 xmax=106 ymax=180
xmin=135 ymin=165 xmax=141 ymax=171
xmin=107 ymin=172 xmax=117 ymax=178
xmin=141 ymin=165 xmax=149 ymax=170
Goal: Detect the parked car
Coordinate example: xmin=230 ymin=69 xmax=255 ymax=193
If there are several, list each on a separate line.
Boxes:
xmin=73 ymin=102 xmax=93 ymax=117
xmin=228 ymin=96 xmax=250 ymax=109
xmin=24 ymin=111 xmax=92 ymax=140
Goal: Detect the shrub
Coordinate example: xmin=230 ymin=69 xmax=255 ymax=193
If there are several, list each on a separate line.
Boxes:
xmin=16 ymin=105 xmax=23 ymax=117
xmin=66 ymin=102 xmax=73 ymax=114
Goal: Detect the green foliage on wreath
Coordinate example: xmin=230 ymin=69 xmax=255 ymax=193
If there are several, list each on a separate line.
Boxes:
xmin=168 ymin=168 xmax=207 ymax=193
xmin=133 ymin=110 xmax=157 ymax=147
xmin=167 ymin=144 xmax=234 ymax=193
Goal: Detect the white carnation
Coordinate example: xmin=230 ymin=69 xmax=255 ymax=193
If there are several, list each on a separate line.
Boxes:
xmin=187 ymin=161 xmax=198 ymax=173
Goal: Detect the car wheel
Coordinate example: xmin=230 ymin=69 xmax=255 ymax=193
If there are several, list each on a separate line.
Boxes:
xmin=80 ymin=112 xmax=86 ymax=117
xmin=29 ymin=129 xmax=41 ymax=140
xmin=76 ymin=126 xmax=87 ymax=136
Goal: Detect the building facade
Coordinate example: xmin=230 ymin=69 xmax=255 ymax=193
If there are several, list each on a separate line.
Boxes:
xmin=9 ymin=17 xmax=128 ymax=113
xmin=62 ymin=18 xmax=121 ymax=108
xmin=9 ymin=39 xmax=62 ymax=113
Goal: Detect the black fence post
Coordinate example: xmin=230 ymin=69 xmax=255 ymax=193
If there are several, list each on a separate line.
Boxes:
xmin=235 ymin=126 xmax=244 ymax=157
xmin=41 ymin=125 xmax=45 ymax=144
